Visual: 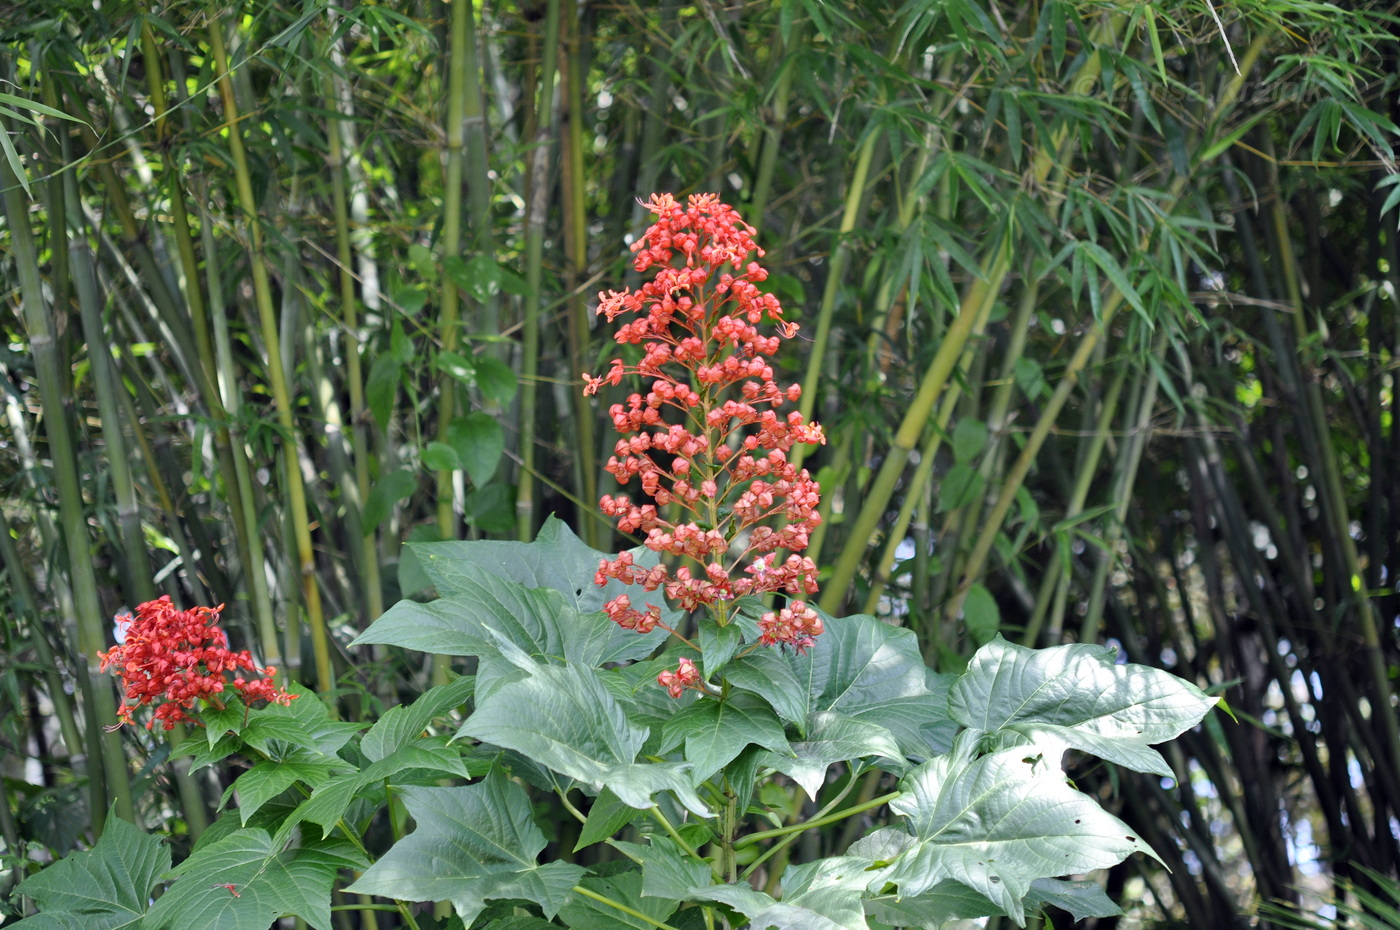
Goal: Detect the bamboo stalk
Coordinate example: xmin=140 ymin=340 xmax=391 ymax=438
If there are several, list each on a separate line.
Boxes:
xmin=560 ymin=0 xmax=600 ymax=545
xmin=323 ymin=60 xmax=383 ymax=625
xmin=789 ymin=131 xmax=878 ymax=473
xmin=940 ymin=29 xmax=1271 ymax=626
xmin=517 ymin=0 xmax=562 ymax=540
xmin=208 ymin=21 xmax=332 ymax=698
xmin=0 ymin=117 xmax=136 ymax=825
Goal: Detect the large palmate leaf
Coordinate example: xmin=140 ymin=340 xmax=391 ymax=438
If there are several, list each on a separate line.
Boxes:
xmin=142 ymin=828 xmax=366 ymax=930
xmin=350 ymin=568 xmax=665 ymax=668
xmin=408 ymin=515 xmax=659 ymax=614
xmin=749 ymin=856 xmax=885 ymax=930
xmin=10 ymin=816 xmax=168 ymax=930
xmin=404 ymin=515 xmax=679 ymax=645
xmin=456 ymin=648 xmax=710 ymax=815
xmin=949 ymin=636 xmax=1218 ymax=777
xmin=612 ymin=837 xmax=712 ymax=901
xmin=880 ymin=732 xmax=1159 ymax=924
xmin=620 ymin=838 xmax=878 ymax=930
xmin=725 ymin=613 xmax=956 ymax=757
xmin=346 ymin=771 xmax=585 ymax=927
xmin=759 ymin=712 xmax=905 ymax=799
xmin=863 ymin=877 xmax=1120 ymax=928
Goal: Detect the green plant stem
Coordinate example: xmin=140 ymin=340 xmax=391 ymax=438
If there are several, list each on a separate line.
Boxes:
xmin=741 ymin=768 xmax=862 ymax=884
xmin=209 ymin=20 xmax=332 ymax=698
xmin=790 ymin=130 xmax=878 ymax=472
xmin=323 ymin=60 xmax=382 ymax=626
xmin=818 ymin=232 xmax=1008 ymax=616
xmin=569 ymin=885 xmax=684 ymax=930
xmin=748 ymin=23 xmax=798 ymax=230
xmin=333 ymin=817 xmax=420 ymax=930
xmin=516 ymin=0 xmax=561 ymax=539
xmin=0 ymin=505 xmax=83 ymax=760
xmin=561 ymin=0 xmax=599 ymax=545
xmin=649 ymin=805 xmax=723 ymax=881
xmin=436 ymin=0 xmax=470 ymax=548
xmin=0 ymin=112 xmax=136 ymax=827
xmin=734 ymin=791 xmax=900 ymax=849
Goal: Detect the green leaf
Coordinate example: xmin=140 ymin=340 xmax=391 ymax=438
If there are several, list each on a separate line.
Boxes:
xmin=279 ymin=737 xmax=473 ymax=843
xmin=1078 ymin=240 xmax=1148 ymax=322
xmin=951 ymin=418 xmax=988 ymax=464
xmin=172 ymin=731 xmax=241 ymax=773
xmin=697 ymin=616 xmax=744 ymax=678
xmin=882 ymin=732 xmax=1160 ymax=924
xmin=143 ymin=828 xmax=366 ymax=930
xmin=201 ymin=695 xmax=247 ymax=748
xmin=481 ymin=918 xmax=558 ymax=930
xmin=575 ymin=787 xmax=644 ymax=851
xmin=223 ymin=761 xmax=344 ymax=825
xmin=759 ymin=711 xmax=905 ymax=799
xmin=611 ymin=837 xmax=711 ymax=901
xmin=362 ymin=676 xmax=475 ymax=762
xmin=726 ymin=614 xmax=957 ymax=757
xmin=11 ymin=816 xmax=168 ymax=930
xmin=436 ymin=350 xmax=478 ymax=387
xmin=449 ymin=412 xmax=504 ymax=486
xmin=467 ymin=481 xmax=517 ymax=534
xmin=421 ymin=441 xmax=462 ymax=472
xmin=238 ymin=684 xmax=360 ymax=760
xmin=1025 ymin=878 xmax=1123 ymax=921
xmin=558 ymin=868 xmax=678 ymax=930
xmin=363 ymin=468 xmax=416 ymax=535
xmin=949 ymin=635 xmax=1218 ymax=776
xmin=1013 ymin=357 xmax=1045 ymax=398
xmin=938 ymin=462 xmax=983 ymax=512
xmin=345 ymin=771 xmax=586 ymax=926
xmin=864 ymin=880 xmax=1003 ymax=928
xmin=662 ymin=692 xmax=790 ymax=784
xmin=458 ymin=655 xmax=711 ymax=816
xmin=411 ymin=515 xmax=675 ymax=623
xmin=365 ymin=355 xmax=401 ymax=433
xmin=475 ymin=356 xmax=519 ymax=406
xmin=751 ymin=855 xmax=882 ymax=930
xmin=352 ymin=570 xmax=665 ymax=671
xmin=959 ymin=584 xmax=1000 ymax=645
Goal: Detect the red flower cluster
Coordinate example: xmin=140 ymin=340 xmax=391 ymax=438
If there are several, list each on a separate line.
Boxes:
xmin=583 ymin=193 xmax=827 ymax=693
xmin=98 ymin=596 xmax=295 ymax=730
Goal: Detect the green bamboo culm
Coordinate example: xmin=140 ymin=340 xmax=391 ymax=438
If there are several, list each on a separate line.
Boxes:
xmin=0 ymin=110 xmax=137 ymax=827
xmin=208 ymin=21 xmax=333 ymax=700
xmin=516 ymin=0 xmax=562 ymax=539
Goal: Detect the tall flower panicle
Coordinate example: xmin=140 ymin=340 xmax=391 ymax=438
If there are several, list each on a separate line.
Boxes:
xmin=98 ymin=596 xmax=295 ymax=730
xmin=584 ymin=194 xmax=827 ymax=694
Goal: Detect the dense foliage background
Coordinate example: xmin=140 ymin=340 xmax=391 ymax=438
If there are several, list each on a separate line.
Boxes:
xmin=1 ymin=0 xmax=1398 ymax=926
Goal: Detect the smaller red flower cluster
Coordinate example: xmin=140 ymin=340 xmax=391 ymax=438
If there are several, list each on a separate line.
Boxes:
xmin=657 ymin=657 xmax=702 ymax=699
xmin=98 ymin=596 xmax=295 ymax=730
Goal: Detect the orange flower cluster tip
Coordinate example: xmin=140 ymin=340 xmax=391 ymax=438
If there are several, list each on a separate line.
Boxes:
xmin=98 ymin=596 xmax=295 ymax=730
xmin=583 ymin=193 xmax=827 ymax=694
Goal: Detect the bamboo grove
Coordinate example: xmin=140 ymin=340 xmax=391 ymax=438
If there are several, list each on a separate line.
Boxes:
xmin=1 ymin=0 xmax=1398 ymax=926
